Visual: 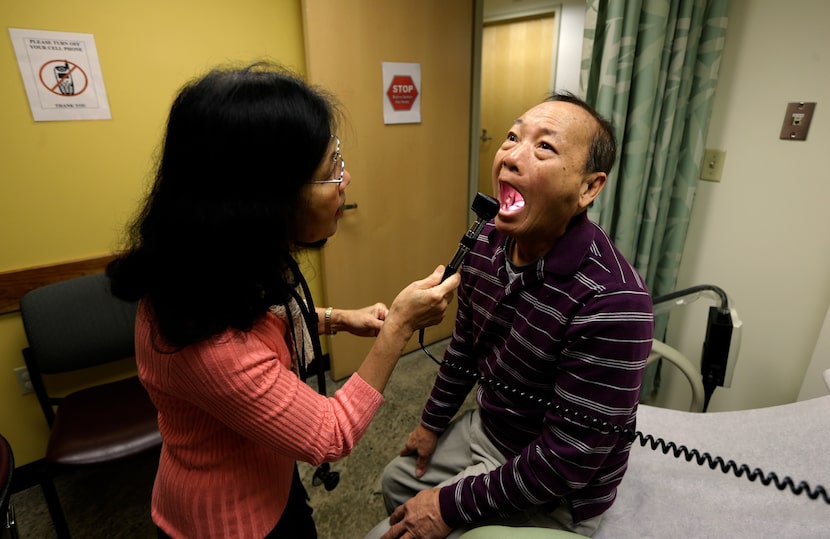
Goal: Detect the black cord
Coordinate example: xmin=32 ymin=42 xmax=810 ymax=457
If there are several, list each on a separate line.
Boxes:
xmin=417 ymin=339 xmax=830 ymax=505
xmin=284 ymin=256 xmax=326 ymax=395
xmin=284 ymin=257 xmax=340 ymax=491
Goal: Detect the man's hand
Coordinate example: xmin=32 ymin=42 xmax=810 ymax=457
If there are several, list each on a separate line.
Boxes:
xmin=381 ymin=489 xmax=451 ymax=539
xmin=400 ymin=425 xmax=439 ymax=478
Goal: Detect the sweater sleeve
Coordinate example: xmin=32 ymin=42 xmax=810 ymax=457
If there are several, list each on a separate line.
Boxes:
xmin=168 ymin=314 xmax=385 ymax=465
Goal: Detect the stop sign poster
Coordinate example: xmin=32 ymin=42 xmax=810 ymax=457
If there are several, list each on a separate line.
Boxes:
xmin=9 ymin=28 xmax=112 ymax=122
xmin=382 ymin=62 xmax=421 ymax=125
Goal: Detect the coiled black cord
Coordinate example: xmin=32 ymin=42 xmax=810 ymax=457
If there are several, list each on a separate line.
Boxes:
xmin=418 ymin=341 xmax=830 ymax=504
xmin=633 ymin=432 xmax=830 ymax=502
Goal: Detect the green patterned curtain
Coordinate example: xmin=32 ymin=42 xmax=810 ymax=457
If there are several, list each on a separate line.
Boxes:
xmin=579 ymin=0 xmax=730 ymax=400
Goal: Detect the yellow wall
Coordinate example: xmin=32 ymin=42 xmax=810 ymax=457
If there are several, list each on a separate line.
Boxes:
xmin=0 ymin=0 xmax=327 ymax=465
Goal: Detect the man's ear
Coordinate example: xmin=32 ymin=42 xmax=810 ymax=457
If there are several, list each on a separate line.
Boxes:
xmin=579 ymin=173 xmax=607 ymax=209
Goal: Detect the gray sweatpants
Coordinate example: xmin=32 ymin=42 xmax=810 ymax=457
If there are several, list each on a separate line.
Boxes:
xmin=363 ymin=409 xmax=601 ymax=538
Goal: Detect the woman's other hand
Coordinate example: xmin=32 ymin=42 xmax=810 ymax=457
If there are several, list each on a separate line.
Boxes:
xmin=337 ymin=303 xmax=389 ymax=337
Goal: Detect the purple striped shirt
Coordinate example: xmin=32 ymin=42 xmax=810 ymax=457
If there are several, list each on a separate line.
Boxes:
xmin=422 ymin=212 xmax=654 ymax=526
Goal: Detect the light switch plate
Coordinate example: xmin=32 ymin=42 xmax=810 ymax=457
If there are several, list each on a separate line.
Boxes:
xmin=780 ymin=102 xmax=816 ymax=140
xmin=700 ymin=149 xmax=726 ymax=182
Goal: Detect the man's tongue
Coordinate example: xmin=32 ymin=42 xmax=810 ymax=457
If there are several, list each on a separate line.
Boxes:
xmin=499 ymin=184 xmax=525 ymax=213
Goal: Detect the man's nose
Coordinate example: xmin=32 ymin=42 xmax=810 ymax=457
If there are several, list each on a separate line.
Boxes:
xmin=500 ymin=143 xmax=525 ymax=171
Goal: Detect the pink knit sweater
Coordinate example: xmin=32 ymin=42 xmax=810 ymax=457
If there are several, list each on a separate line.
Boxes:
xmin=135 ymin=301 xmax=385 ymax=538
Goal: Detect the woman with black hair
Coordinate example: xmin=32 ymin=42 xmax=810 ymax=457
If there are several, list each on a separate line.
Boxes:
xmin=107 ymin=62 xmax=459 ymax=539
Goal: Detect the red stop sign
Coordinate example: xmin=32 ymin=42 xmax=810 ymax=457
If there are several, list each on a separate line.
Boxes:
xmin=386 ymin=75 xmax=419 ymax=111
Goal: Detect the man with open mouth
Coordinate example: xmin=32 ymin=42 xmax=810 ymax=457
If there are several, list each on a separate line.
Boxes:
xmin=371 ymin=92 xmax=655 ymax=539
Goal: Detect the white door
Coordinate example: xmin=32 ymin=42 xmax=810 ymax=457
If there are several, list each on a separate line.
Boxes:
xmin=477 ymin=15 xmax=555 ymax=197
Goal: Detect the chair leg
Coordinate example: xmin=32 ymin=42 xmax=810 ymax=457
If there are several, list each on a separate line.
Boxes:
xmin=5 ymin=501 xmax=20 ymax=539
xmin=40 ymin=476 xmax=71 ymax=539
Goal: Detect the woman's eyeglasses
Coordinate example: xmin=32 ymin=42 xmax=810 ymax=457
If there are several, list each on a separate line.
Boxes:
xmin=310 ymin=135 xmax=344 ymax=185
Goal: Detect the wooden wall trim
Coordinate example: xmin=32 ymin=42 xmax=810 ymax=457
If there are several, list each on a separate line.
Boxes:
xmin=0 ymin=255 xmax=116 ymax=315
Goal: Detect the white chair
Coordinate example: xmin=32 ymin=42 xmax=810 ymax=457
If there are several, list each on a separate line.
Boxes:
xmin=646 ymin=339 xmax=705 ymax=412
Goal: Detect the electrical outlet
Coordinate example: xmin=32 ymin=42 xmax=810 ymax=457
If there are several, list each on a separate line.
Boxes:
xmin=700 ymin=148 xmax=726 ymax=182
xmin=779 ymin=101 xmax=816 ymax=140
xmin=14 ymin=367 xmax=34 ymax=395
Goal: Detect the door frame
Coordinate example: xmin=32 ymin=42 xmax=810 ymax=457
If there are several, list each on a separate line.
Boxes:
xmin=467 ymin=0 xmax=566 ymax=221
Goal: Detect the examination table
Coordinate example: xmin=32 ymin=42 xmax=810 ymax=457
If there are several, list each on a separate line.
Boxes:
xmin=594 ymin=394 xmax=830 ymax=538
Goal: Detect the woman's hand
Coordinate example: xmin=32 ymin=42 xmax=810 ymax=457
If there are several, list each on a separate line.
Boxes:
xmin=355 ymin=266 xmax=459 ymax=394
xmin=336 ymin=303 xmax=389 ymax=337
xmin=385 ymin=265 xmax=459 ymax=335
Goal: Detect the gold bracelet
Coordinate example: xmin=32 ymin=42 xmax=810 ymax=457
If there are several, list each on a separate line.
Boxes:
xmin=324 ymin=307 xmax=336 ymax=335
